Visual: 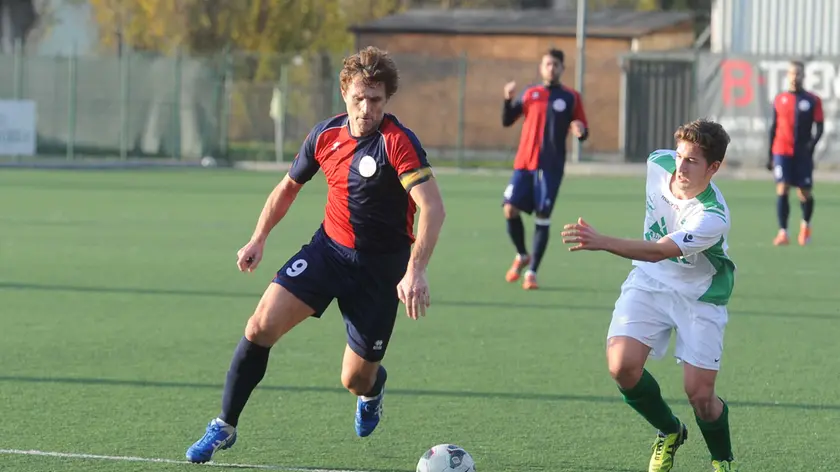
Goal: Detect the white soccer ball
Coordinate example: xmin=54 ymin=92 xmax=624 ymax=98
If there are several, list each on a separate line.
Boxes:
xmin=416 ymin=444 xmax=476 ymax=472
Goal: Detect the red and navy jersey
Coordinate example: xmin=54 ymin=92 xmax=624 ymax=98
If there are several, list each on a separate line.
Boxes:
xmin=771 ymin=90 xmax=823 ymax=158
xmin=289 ymin=113 xmax=433 ymax=254
xmin=503 ymin=83 xmax=588 ymax=173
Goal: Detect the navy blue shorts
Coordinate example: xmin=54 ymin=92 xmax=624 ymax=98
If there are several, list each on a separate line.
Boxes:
xmin=272 ymin=226 xmax=410 ymax=362
xmin=502 ymin=169 xmax=563 ymax=217
xmin=773 ymin=154 xmax=813 ymax=189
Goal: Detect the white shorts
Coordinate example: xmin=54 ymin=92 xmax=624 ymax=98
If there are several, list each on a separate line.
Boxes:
xmin=607 ymin=267 xmax=728 ymax=371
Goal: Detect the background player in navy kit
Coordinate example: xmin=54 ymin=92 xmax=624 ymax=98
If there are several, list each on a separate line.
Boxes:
xmin=767 ymin=60 xmax=824 ymax=246
xmin=501 ymin=48 xmax=589 ymax=290
xmin=186 ymin=46 xmax=446 ymax=463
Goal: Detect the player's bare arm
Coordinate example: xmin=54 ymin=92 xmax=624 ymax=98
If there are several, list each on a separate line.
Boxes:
xmin=398 ymin=177 xmax=446 ymax=320
xmin=236 ymin=174 xmax=304 ymax=272
xmin=561 ymin=217 xmax=683 ymax=263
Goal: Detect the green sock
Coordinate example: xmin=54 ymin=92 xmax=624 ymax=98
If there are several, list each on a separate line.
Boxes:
xmin=619 ymin=369 xmax=681 ymax=434
xmin=696 ymin=399 xmax=734 ymax=462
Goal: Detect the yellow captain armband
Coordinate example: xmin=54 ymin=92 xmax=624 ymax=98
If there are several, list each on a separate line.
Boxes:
xmin=399 ymin=166 xmax=434 ymax=191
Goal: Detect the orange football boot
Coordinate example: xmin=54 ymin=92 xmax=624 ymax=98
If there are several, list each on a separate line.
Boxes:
xmin=773 ymin=229 xmax=789 ymax=246
xmin=798 ymin=222 xmax=811 ymax=246
xmin=522 ymin=271 xmax=539 ymax=290
xmin=505 ymin=254 xmax=531 ymax=282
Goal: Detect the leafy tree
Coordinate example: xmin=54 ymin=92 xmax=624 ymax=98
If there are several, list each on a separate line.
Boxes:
xmin=88 ymin=0 xmax=402 ymax=56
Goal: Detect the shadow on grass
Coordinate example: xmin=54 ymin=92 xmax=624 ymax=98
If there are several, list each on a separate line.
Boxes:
xmin=0 ymin=374 xmax=837 ymax=412
xmin=2 ymin=281 xmax=838 ymax=322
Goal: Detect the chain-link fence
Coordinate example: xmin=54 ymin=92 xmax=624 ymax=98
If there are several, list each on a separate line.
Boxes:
xmin=0 ymin=48 xmax=549 ymax=166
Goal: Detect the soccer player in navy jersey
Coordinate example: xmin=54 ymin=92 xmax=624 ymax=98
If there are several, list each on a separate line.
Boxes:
xmin=501 ymin=48 xmax=589 ymax=290
xmin=186 ymin=46 xmax=446 ymax=463
xmin=767 ymin=60 xmax=824 ymax=246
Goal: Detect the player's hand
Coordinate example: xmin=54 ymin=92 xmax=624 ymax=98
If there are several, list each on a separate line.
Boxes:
xmin=503 ymin=81 xmax=517 ymax=100
xmin=571 ymin=120 xmax=585 ymax=138
xmin=236 ymin=240 xmax=264 ymax=272
xmin=561 ymin=217 xmax=605 ymax=251
xmin=397 ymin=266 xmax=430 ymax=320
xmin=765 ymin=153 xmax=774 ymax=171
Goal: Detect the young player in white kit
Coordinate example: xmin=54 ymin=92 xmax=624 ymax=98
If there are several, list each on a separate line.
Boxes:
xmin=561 ymin=119 xmax=738 ymax=472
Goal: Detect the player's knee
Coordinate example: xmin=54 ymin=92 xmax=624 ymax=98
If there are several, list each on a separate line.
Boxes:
xmin=340 ymin=368 xmax=376 ymax=396
xmin=685 ymin=386 xmax=717 ymax=417
xmin=797 ymin=188 xmax=812 ymax=201
xmin=244 ymin=285 xmax=314 ymax=346
xmin=503 ymin=204 xmax=519 ymax=219
xmin=776 ymin=183 xmax=789 ymax=196
xmin=606 ymin=337 xmax=647 ymax=388
xmin=608 ymin=361 xmax=644 ymax=389
xmin=244 ymin=314 xmax=279 ymax=347
xmin=606 ymin=346 xmax=644 ymax=388
xmin=244 ymin=302 xmax=289 ymax=347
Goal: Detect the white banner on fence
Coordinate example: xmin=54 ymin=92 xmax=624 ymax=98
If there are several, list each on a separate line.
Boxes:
xmin=0 ymin=100 xmax=37 ymax=156
xmin=697 ymin=56 xmax=840 ymax=165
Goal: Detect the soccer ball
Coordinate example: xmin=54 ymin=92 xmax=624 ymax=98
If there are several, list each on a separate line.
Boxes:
xmin=416 ymin=444 xmax=476 ymax=472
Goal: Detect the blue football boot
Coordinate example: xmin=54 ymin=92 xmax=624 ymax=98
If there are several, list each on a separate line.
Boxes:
xmin=354 ymin=387 xmax=384 ymax=437
xmin=186 ymin=418 xmax=237 ymax=463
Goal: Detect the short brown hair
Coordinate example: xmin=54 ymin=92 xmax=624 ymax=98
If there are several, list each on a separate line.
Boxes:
xmin=674 ymin=118 xmax=731 ymax=165
xmin=547 ymin=48 xmax=564 ymax=64
xmin=340 ymin=46 xmax=399 ymax=99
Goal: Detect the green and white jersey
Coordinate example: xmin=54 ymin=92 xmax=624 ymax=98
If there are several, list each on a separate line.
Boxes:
xmin=634 ymin=150 xmax=736 ymax=306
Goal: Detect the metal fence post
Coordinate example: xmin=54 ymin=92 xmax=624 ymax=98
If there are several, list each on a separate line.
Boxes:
xmin=277 ymin=63 xmax=289 ymax=163
xmin=172 ymin=48 xmax=182 ymax=160
xmin=12 ymin=39 xmax=23 ymax=162
xmin=456 ymin=52 xmax=468 ymax=168
xmin=119 ymin=45 xmax=130 ymax=160
xmin=690 ymin=50 xmax=699 ymax=120
xmin=218 ymin=48 xmax=231 ymax=160
xmin=67 ymin=44 xmax=77 ymax=161
xmin=617 ymin=55 xmax=627 ymax=161
xmin=573 ymin=0 xmax=588 ymax=163
xmin=335 ymin=51 xmax=349 ymax=114
xmin=12 ymin=39 xmax=23 ymax=100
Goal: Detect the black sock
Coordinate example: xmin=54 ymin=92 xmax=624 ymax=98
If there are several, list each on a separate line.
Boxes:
xmin=530 ymin=223 xmax=550 ymax=272
xmin=219 ymin=337 xmax=271 ymax=427
xmin=506 ymin=216 xmax=528 ymax=255
xmin=363 ymin=365 xmax=387 ymax=398
xmin=776 ymin=194 xmax=789 ymax=230
xmin=801 ymin=196 xmax=814 ymax=224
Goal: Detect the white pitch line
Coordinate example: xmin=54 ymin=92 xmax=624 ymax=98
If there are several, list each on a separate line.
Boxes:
xmin=0 ymin=449 xmax=369 ymax=472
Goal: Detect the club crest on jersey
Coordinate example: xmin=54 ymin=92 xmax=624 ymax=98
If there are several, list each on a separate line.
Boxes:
xmin=645 ymin=216 xmax=668 ymax=242
xmin=358 ymin=155 xmax=377 ymax=178
xmin=552 ymin=99 xmax=567 ymax=112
